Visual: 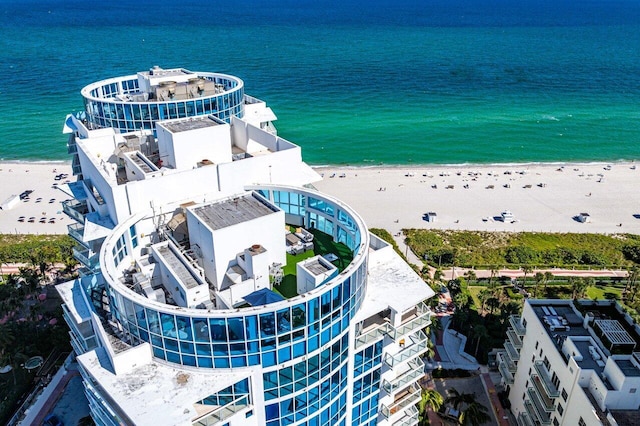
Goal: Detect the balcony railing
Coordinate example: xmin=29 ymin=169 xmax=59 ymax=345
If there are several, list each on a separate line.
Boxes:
xmin=534 ymin=361 xmax=559 ymax=398
xmin=382 ymin=358 xmax=425 ymax=394
xmin=71 ymin=155 xmax=82 ymax=175
xmin=193 ymin=395 xmax=251 ymax=426
xmin=73 ymin=246 xmax=99 ymax=270
xmin=496 ymin=350 xmax=517 ymax=372
xmin=392 ymin=405 xmax=419 ymax=426
xmin=355 ymin=322 xmax=390 ymax=350
xmin=384 ymin=330 xmax=428 ymax=368
xmin=509 ymin=315 xmax=526 ymax=336
xmin=381 ymin=383 xmax=421 ymax=419
xmin=498 ymin=358 xmax=514 ymax=385
xmin=526 ymin=389 xmax=552 ymax=424
xmin=68 ymin=223 xmax=88 ymax=247
xmin=507 ymin=328 xmax=523 ymax=349
xmin=504 ymin=341 xmax=520 ymax=361
xmin=388 ymin=302 xmax=432 ymax=341
xmin=517 ymin=412 xmax=535 ymax=426
xmin=529 ymin=380 xmax=555 ymax=412
xmin=62 ymin=199 xmax=88 ymax=223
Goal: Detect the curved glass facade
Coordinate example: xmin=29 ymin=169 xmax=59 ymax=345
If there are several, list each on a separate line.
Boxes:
xmin=100 ymin=186 xmax=369 ymax=426
xmin=81 ymin=72 xmax=244 ymax=132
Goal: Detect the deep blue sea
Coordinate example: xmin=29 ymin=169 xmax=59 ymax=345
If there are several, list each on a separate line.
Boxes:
xmin=1 ymin=0 xmax=639 ymax=165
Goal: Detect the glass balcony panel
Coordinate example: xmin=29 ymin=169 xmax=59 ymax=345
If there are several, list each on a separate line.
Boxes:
xmin=68 ymin=223 xmax=89 ymax=247
xmin=504 ymin=341 xmax=520 ymax=361
xmin=384 ymin=330 xmax=428 ymax=368
xmin=527 ymin=389 xmax=553 ymax=424
xmin=393 ymin=405 xmax=419 ymax=426
xmin=389 ymin=302 xmax=432 ymax=341
xmin=517 ymin=412 xmax=535 ymax=426
xmin=530 ymin=374 xmax=556 ymax=409
xmin=381 ymin=383 xmax=421 ymax=419
xmin=62 ymin=199 xmax=88 ymax=223
xmin=193 ymin=395 xmax=251 ymax=426
xmin=534 ymin=361 xmax=560 ymax=397
xmin=507 ymin=328 xmax=523 ymax=349
xmin=355 ymin=322 xmax=389 ymax=350
xmin=498 ymin=358 xmax=514 ymax=385
xmin=383 ymin=358 xmax=425 ymax=393
xmin=73 ymin=246 xmax=99 ymax=269
xmin=509 ymin=315 xmax=526 ymax=336
xmin=496 ymin=350 xmax=516 ymax=372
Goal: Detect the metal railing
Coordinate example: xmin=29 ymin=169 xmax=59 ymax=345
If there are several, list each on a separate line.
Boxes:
xmin=73 ymin=246 xmax=99 ymax=270
xmin=62 ymin=199 xmax=88 ymax=223
xmin=392 ymin=405 xmax=419 ymax=426
xmin=388 ymin=302 xmax=432 ymax=341
xmin=507 ymin=328 xmax=523 ymax=349
xmin=355 ymin=322 xmax=390 ymax=350
xmin=529 ymin=378 xmax=556 ymax=411
xmin=527 ymin=389 xmax=553 ymax=424
xmin=68 ymin=223 xmax=88 ymax=246
xmin=533 ymin=361 xmax=560 ymax=397
xmin=504 ymin=341 xmax=520 ymax=361
xmin=384 ymin=330 xmax=428 ymax=368
xmin=498 ymin=358 xmax=514 ymax=385
xmin=382 ymin=358 xmax=425 ymax=394
xmin=193 ymin=395 xmax=251 ymax=426
xmin=381 ymin=383 xmax=421 ymax=419
xmin=509 ymin=315 xmax=526 ymax=336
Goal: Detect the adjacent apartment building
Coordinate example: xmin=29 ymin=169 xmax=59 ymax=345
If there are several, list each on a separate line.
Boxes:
xmin=498 ymin=299 xmax=640 ymax=426
xmin=56 ymin=66 xmax=435 ymax=426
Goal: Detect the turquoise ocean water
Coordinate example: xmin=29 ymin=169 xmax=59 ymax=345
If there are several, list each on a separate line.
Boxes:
xmin=1 ymin=0 xmax=639 ymax=165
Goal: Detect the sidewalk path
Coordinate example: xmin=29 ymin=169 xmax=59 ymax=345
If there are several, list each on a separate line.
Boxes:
xmin=480 ymin=372 xmax=510 ymax=426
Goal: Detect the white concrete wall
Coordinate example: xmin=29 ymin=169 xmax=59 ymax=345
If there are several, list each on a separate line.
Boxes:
xmin=157 ymin=122 xmax=232 ymax=169
xmin=186 ymin=202 xmax=285 ymax=291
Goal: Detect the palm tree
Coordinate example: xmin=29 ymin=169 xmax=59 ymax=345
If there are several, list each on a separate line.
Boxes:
xmin=459 ymin=401 xmax=491 ymax=426
xmin=464 ymin=270 xmax=477 ymax=285
xmin=478 ymin=288 xmax=491 ymax=315
xmin=419 ymin=389 xmax=444 ymax=426
xmin=521 ymin=265 xmax=533 ymax=289
xmin=533 ymin=272 xmax=544 ymax=298
xmin=472 ymin=324 xmax=489 ymax=358
xmin=544 ymin=271 xmax=554 ymax=295
xmin=445 ymin=388 xmax=475 ymax=411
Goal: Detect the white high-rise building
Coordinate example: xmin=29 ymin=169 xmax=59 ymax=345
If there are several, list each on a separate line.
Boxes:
xmin=57 ymin=67 xmax=435 ymax=426
xmin=498 ymin=299 xmax=640 ymax=426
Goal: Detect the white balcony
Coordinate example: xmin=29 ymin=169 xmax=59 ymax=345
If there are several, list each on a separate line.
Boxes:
xmin=193 ymin=395 xmax=251 ymax=426
xmin=388 ymin=302 xmax=432 ymax=342
xmin=355 ymin=322 xmax=390 ymax=350
xmin=533 ymin=361 xmax=560 ymax=398
xmin=392 ymin=405 xmax=419 ymax=426
xmin=381 ymin=383 xmax=421 ymax=420
xmin=507 ymin=328 xmax=523 ymax=349
xmin=382 ymin=358 xmax=425 ymax=394
xmin=498 ymin=358 xmax=514 ymax=385
xmin=504 ymin=341 xmax=520 ymax=361
xmin=509 ymin=315 xmax=526 ymax=336
xmin=384 ymin=330 xmax=428 ymax=368
xmin=517 ymin=412 xmax=535 ymax=426
xmin=62 ymin=199 xmax=88 ymax=223
xmin=524 ymin=397 xmax=551 ymax=426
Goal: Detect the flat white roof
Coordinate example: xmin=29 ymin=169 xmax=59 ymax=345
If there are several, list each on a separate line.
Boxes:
xmin=354 ymin=248 xmax=435 ymax=321
xmin=78 ymin=347 xmax=249 ymax=425
xmin=56 ymin=278 xmax=92 ymax=323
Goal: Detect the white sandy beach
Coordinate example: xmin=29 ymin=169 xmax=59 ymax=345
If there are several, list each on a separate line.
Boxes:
xmin=0 ymin=162 xmax=73 ymax=235
xmin=313 ymin=162 xmax=640 ymax=236
xmin=1 ymin=161 xmax=640 ymax=237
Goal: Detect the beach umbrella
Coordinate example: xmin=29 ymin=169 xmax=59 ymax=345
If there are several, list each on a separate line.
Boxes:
xmin=243 ymin=288 xmax=285 ymax=306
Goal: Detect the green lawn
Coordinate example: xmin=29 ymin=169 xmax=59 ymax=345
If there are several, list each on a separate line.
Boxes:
xmin=273 ymin=229 xmax=353 ymax=299
xmin=586 ymin=285 xmax=622 ymax=300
